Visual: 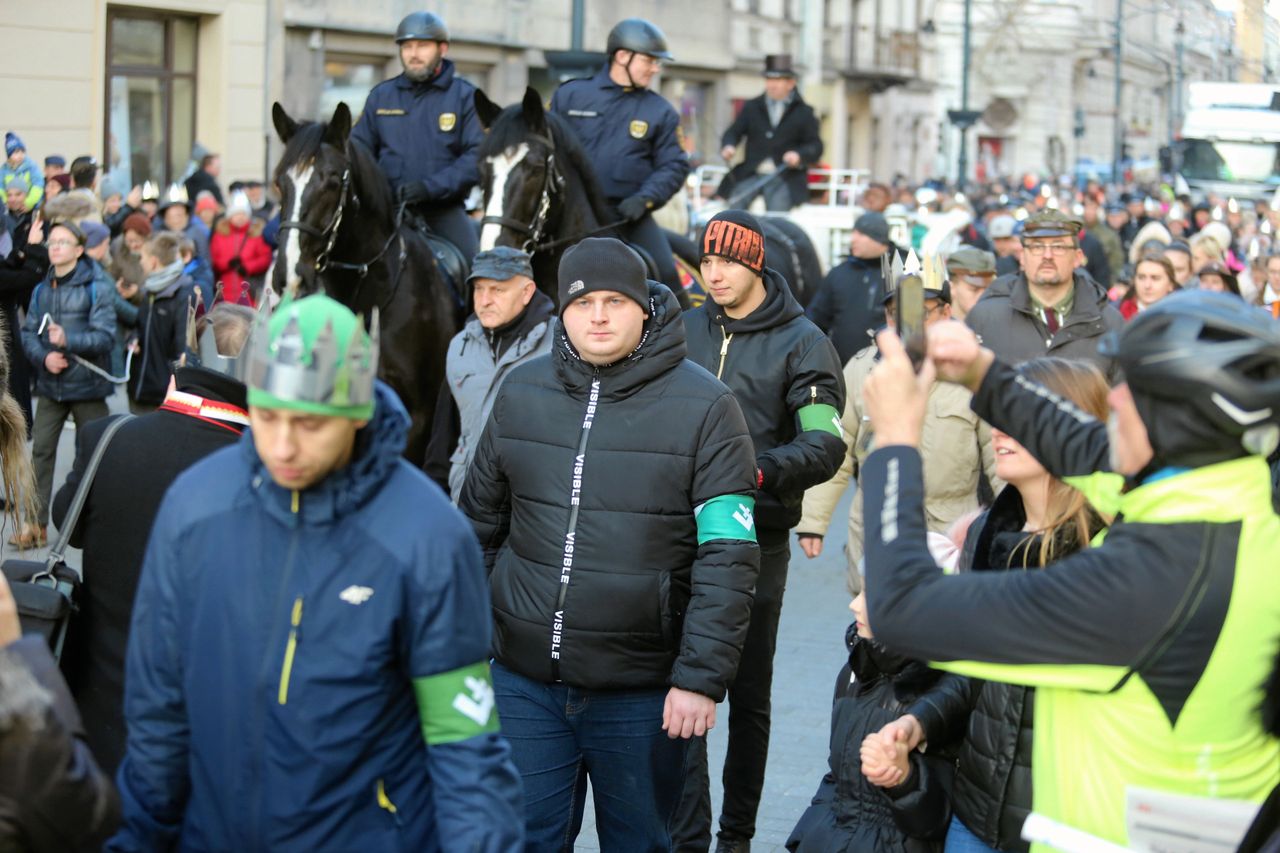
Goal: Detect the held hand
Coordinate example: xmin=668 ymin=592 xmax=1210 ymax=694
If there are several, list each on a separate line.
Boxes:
xmin=720 ymin=145 xmax=736 ymax=161
xmin=44 ymin=351 xmax=68 ymax=374
xmin=863 ymin=329 xmax=935 ymax=449
xmin=927 ymin=321 xmax=994 ymax=392
xmin=617 ymin=195 xmax=651 ymax=223
xmin=877 ymin=713 xmax=925 ymax=752
xmin=798 ymin=534 xmax=823 ymax=558
xmin=0 ymin=572 xmax=20 ymax=647
xmin=47 ymin=322 xmax=66 ymax=348
xmin=396 ymin=180 xmax=431 ymax=206
xmin=859 ymin=732 xmax=910 ymax=787
xmin=663 ymin=687 xmax=716 ymax=739
xmin=782 ymin=150 xmax=801 ymax=168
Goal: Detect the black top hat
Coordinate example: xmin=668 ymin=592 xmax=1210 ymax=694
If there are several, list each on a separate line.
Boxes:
xmin=763 ymin=54 xmax=797 ymax=78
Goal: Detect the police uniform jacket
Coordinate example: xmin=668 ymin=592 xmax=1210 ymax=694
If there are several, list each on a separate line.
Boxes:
xmin=350 ymin=59 xmax=483 ymax=204
xmin=550 ymin=65 xmax=690 ymax=206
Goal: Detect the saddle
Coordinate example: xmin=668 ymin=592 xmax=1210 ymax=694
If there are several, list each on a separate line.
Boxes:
xmin=424 ymin=233 xmax=469 ymax=309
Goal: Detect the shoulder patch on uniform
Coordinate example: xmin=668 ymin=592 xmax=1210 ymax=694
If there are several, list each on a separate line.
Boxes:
xmin=629 ymin=120 xmax=649 ymax=139
xmin=439 ymin=112 xmax=457 ymax=132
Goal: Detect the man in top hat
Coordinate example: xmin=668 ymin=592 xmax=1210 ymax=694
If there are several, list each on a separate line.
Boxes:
xmin=716 ymin=55 xmax=823 ymax=212
xmin=966 ymin=209 xmax=1123 ymax=380
xmin=351 ymin=10 xmax=483 ymax=261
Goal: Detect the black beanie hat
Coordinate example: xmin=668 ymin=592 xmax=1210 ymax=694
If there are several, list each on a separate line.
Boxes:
xmin=558 ymin=237 xmax=650 ymax=315
xmin=701 ymin=209 xmax=766 ymax=274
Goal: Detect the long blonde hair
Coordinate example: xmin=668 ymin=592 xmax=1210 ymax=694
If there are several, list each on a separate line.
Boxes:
xmin=1014 ymin=357 xmax=1109 ymax=567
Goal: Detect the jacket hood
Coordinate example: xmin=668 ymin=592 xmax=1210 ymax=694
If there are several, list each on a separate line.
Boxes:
xmin=240 ymin=381 xmax=410 ymax=525
xmin=986 ymin=268 xmax=1111 ymax=314
xmin=710 ymin=266 xmax=803 ymax=333
xmin=553 ymin=281 xmax=686 ymax=401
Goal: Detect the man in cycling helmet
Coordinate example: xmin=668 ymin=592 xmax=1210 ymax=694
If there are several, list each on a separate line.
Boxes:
xmin=856 ymin=290 xmax=1280 ymax=848
xmin=550 ymin=18 xmax=690 ymax=305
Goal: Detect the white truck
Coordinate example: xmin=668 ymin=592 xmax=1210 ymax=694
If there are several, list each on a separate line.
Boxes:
xmin=1176 ymin=81 xmax=1280 ymax=202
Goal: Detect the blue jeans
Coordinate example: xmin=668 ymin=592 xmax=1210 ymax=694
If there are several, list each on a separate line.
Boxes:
xmin=945 ymin=815 xmax=1003 ymax=853
xmin=492 ymin=662 xmax=690 ymax=853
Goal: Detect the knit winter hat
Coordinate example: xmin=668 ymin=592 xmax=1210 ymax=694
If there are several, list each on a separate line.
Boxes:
xmin=81 ymin=221 xmax=111 ymax=249
xmin=4 ymin=132 xmax=24 ymax=157
xmin=245 ymin=294 xmax=378 ymax=420
xmin=122 ymin=212 xmax=152 ymax=238
xmin=558 ymin=237 xmax=649 ymax=316
xmin=701 ymin=209 xmax=766 ymax=275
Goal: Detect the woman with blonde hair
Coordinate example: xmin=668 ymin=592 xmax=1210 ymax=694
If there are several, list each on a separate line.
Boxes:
xmin=864 ymin=356 xmax=1110 ymax=853
xmin=1189 ymin=230 xmax=1225 ymax=273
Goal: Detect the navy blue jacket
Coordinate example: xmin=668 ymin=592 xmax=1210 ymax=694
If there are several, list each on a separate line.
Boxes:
xmin=109 ymin=384 xmax=523 ymax=852
xmin=550 ymin=65 xmax=690 ymax=204
xmin=21 ymin=257 xmax=116 ymax=401
xmin=350 ymin=60 xmax=483 ymax=205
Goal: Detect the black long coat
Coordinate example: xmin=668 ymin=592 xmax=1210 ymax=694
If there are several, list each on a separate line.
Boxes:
xmin=718 ymin=92 xmax=823 ymax=208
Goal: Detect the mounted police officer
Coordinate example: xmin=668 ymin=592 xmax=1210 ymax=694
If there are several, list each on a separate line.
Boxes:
xmin=550 ymin=18 xmax=691 ymax=305
xmin=351 ymin=11 xmax=482 ymax=261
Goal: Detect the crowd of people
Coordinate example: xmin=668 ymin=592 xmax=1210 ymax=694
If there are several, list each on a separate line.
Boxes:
xmin=0 ymin=8 xmax=1279 ymax=853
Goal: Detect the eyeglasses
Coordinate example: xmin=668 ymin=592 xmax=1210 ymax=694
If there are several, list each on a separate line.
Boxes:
xmin=47 ymin=239 xmax=80 ymax=248
xmin=1022 ymin=242 xmax=1076 ymax=256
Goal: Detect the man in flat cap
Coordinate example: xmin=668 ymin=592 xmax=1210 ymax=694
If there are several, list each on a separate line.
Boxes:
xmin=966 ymin=209 xmax=1123 ymax=380
xmin=716 ymin=55 xmax=823 ymax=211
xmin=427 ymin=246 xmax=555 ymax=500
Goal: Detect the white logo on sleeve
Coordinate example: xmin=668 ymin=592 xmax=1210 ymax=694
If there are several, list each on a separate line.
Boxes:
xmin=338 ymin=585 xmax=374 ymax=605
xmin=452 ymin=676 xmax=495 ymax=726
xmin=732 ymin=503 xmax=755 ymax=532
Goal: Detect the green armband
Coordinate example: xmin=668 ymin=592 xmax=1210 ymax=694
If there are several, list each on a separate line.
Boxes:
xmin=694 ymin=494 xmax=757 ymax=544
xmin=412 ymin=660 xmax=501 ymax=745
xmin=798 ymin=403 xmax=843 ymax=439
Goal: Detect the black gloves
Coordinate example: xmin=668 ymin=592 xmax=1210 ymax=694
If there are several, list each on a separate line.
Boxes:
xmin=617 ymin=195 xmax=652 ymax=223
xmin=396 ymin=181 xmax=432 ymax=206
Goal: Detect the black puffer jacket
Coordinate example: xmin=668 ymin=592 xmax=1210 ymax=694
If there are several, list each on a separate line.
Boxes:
xmin=786 ymin=629 xmax=954 ymax=852
xmin=685 ymin=266 xmax=846 ymax=531
xmin=806 ymin=253 xmax=892 ymax=364
xmin=461 ymin=283 xmax=760 ymax=700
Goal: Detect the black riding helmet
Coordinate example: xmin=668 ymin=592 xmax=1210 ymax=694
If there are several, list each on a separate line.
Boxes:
xmin=1099 ymin=289 xmax=1280 ymax=467
xmin=395 ymin=11 xmax=449 ymax=43
xmin=606 ymin=18 xmax=674 ymax=61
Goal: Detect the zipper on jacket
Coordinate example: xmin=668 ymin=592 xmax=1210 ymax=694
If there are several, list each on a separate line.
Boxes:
xmin=277 ymin=596 xmax=303 ymax=705
xmin=376 ymin=779 xmax=402 ymax=826
xmin=810 ymin=385 xmax=817 ymax=406
xmin=716 ymin=327 xmax=734 ymax=380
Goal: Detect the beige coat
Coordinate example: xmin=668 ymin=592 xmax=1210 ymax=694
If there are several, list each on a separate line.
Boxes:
xmin=798 ymin=345 xmax=1001 ymax=593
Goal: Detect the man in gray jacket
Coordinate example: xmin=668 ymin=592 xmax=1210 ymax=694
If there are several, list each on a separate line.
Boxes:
xmin=965 ymin=209 xmax=1122 ymax=382
xmin=431 ymin=247 xmax=554 ymax=500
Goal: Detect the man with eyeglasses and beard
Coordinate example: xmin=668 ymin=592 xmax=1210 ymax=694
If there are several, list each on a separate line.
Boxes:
xmin=965 ymin=209 xmax=1123 ymax=382
xmin=351 ymin=11 xmax=482 ymax=261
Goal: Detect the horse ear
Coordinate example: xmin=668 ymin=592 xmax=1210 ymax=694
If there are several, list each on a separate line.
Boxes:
xmin=272 ymin=102 xmax=299 ymax=144
xmin=324 ymin=102 xmax=353 ymax=149
xmin=521 ymin=87 xmax=547 ymax=133
xmin=474 ymin=89 xmax=502 ymax=130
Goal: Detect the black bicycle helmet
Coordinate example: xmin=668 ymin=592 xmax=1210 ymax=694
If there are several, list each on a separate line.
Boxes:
xmin=606 ymin=18 xmax=674 ymax=61
xmin=395 ymin=12 xmax=449 ymax=43
xmin=1100 ymin=289 xmax=1280 ymax=464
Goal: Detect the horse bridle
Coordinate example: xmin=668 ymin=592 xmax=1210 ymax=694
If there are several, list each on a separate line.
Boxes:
xmin=277 ymin=157 xmax=404 ymax=278
xmin=480 ymin=133 xmax=566 ymax=253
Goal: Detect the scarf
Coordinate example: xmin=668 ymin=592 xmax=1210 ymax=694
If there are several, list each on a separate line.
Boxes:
xmin=143 ymin=259 xmax=185 ymax=296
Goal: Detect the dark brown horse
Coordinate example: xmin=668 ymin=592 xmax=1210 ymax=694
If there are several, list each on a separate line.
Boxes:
xmin=270 ymin=102 xmax=458 ymax=466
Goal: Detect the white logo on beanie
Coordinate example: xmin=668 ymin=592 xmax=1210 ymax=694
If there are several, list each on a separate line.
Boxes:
xmin=568 ymin=280 xmax=585 ymax=295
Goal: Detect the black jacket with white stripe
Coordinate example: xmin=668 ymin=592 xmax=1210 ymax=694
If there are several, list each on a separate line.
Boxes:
xmin=460 ymin=283 xmax=761 ymax=700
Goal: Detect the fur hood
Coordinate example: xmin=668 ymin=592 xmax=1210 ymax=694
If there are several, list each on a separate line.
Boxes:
xmin=214 ymin=216 xmax=265 ymax=238
xmin=42 ymin=191 xmax=99 ymax=226
xmin=0 ymin=644 xmax=51 ymax=732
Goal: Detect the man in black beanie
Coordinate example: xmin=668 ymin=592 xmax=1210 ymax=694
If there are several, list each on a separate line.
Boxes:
xmin=676 ymin=210 xmax=846 ymax=852
xmin=807 ymin=209 xmax=899 ymax=363
xmin=460 ymin=237 xmax=762 ymax=850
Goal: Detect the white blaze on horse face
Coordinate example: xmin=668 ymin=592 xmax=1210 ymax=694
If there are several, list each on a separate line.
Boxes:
xmin=479 ymin=143 xmax=530 ymax=252
xmin=282 ymin=162 xmax=315 ymax=297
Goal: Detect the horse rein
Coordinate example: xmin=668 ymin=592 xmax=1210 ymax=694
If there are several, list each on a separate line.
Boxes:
xmin=277 ymin=157 xmax=405 ymax=278
xmin=480 ymin=133 xmax=581 ymax=254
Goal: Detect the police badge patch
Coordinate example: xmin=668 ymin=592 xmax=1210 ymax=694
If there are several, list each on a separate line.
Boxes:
xmin=629 ymin=120 xmax=648 ymax=139
xmin=439 ymin=112 xmax=457 ymax=132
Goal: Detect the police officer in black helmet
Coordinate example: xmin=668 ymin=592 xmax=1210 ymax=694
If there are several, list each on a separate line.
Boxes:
xmin=550 ymin=18 xmax=691 ymax=305
xmin=351 ymin=11 xmax=482 ymax=260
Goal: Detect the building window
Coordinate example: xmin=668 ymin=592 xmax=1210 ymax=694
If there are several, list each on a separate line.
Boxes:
xmin=105 ymin=10 xmax=198 ymax=190
xmin=321 ymin=55 xmax=385 ymax=120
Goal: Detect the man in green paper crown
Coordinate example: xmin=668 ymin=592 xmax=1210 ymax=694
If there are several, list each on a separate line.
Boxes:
xmin=111 ymin=293 xmax=523 ymax=851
